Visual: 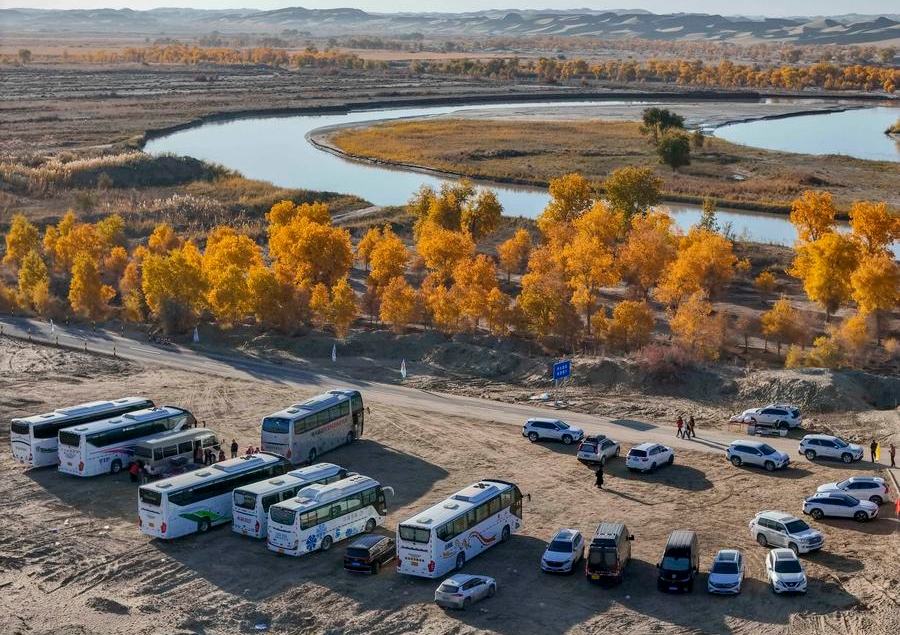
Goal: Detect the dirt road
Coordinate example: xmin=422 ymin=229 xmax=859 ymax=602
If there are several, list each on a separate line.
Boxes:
xmin=1 ymin=337 xmax=897 ymax=635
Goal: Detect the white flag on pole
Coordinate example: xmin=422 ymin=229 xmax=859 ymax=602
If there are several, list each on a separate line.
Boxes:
xmin=193 ymin=326 xmax=200 ymax=343
xmin=400 ymin=358 xmax=407 ymax=379
xmin=50 ymin=318 xmax=54 ymax=334
xmin=331 ymin=342 xmax=337 ymax=362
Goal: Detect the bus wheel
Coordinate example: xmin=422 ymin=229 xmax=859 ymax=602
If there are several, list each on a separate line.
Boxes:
xmin=110 ymin=459 xmax=123 ymax=475
xmin=320 ymin=536 xmax=333 ymax=552
xmin=346 ymin=432 xmax=355 ymax=445
xmin=501 ymin=525 xmax=510 ymax=543
xmin=364 ymin=518 xmax=376 ymax=533
xmin=198 ymin=518 xmax=210 ymax=533
xmin=455 ymin=552 xmax=465 ymax=571
xmin=308 ymin=448 xmax=317 ymax=465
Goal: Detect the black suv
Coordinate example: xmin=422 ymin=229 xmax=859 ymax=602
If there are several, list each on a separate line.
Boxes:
xmin=343 ymin=535 xmax=396 ymax=574
xmin=657 ymin=530 xmax=699 ymax=592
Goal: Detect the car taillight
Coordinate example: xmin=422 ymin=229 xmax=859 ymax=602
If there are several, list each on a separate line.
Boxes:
xmin=28 ymin=453 xmax=32 ymax=461
xmin=286 ymin=448 xmax=292 ymax=458
xmin=428 ymin=560 xmax=435 ymax=572
xmin=160 ymin=522 xmax=167 ymax=534
xmin=78 ymin=461 xmax=84 ymax=472
xmin=255 ymin=520 xmax=260 ymax=534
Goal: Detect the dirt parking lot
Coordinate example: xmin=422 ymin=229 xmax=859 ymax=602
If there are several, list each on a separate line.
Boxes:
xmin=0 ymin=339 xmax=897 ymax=635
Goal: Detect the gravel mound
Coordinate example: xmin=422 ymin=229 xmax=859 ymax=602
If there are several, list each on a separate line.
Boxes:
xmin=737 ymin=368 xmax=900 ymax=412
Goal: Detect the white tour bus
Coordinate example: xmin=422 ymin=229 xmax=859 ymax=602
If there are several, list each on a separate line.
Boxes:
xmin=138 ymin=452 xmax=293 ymax=539
xmin=10 ymin=397 xmax=154 ymax=468
xmin=57 ymin=406 xmax=196 ymax=477
xmin=260 ymin=389 xmax=365 ymax=464
xmin=133 ymin=428 xmax=221 ymax=477
xmin=232 ymin=462 xmax=349 ymax=539
xmin=396 ymin=479 xmax=524 ymax=578
xmin=267 ymin=474 xmax=391 ymax=556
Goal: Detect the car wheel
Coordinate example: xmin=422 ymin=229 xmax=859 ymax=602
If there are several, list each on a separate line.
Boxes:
xmin=462 ymin=597 xmax=471 ymax=610
xmin=648 ymin=462 xmax=657 ymax=473
xmin=788 ymin=543 xmax=799 ymax=556
xmin=756 ymin=534 xmax=768 ymax=547
xmin=346 ymin=431 xmax=356 ymax=445
xmin=687 ymin=579 xmax=694 ymax=593
xmin=110 ymin=459 xmax=123 ymax=475
xmin=527 ymin=432 xmax=539 ymax=442
xmin=364 ymin=518 xmax=376 ymax=533
xmin=731 ymin=456 xmax=742 ymax=467
xmin=455 ymin=552 xmax=465 ymax=571
xmin=501 ymin=525 xmax=510 ymax=543
xmin=869 ymin=495 xmax=883 ymax=505
xmin=372 ymin=561 xmax=381 ymax=574
xmin=841 ymin=453 xmax=852 ymax=464
xmin=615 ymin=446 xmax=620 ymax=457
xmin=320 ymin=536 xmax=333 ymax=552
xmin=764 ymin=461 xmax=775 ymax=472
xmin=562 ymin=434 xmax=573 ymax=445
xmin=599 ymin=455 xmax=606 ymax=467
xmin=487 ymin=584 xmax=496 ymax=598
xmin=854 ymin=511 xmax=869 ymax=522
xmin=198 ymin=518 xmax=210 ymax=533
xmin=667 ymin=455 xmax=674 ymax=466
xmin=810 ymin=508 xmax=824 ymax=520
xmin=804 ymin=450 xmax=816 ymax=460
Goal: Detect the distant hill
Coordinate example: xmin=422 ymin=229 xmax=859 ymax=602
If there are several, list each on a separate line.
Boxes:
xmin=2 ymin=7 xmax=899 ymax=46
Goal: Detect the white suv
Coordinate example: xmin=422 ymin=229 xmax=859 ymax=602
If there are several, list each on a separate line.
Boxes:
xmin=798 ymin=434 xmax=863 ymax=463
xmin=749 ymin=511 xmax=824 ymax=554
xmin=522 ymin=418 xmax=584 ymax=445
xmin=540 ymin=528 xmax=584 ymax=574
xmin=625 ymin=443 xmax=674 ymax=473
xmin=816 ymin=476 xmax=891 ymax=505
xmin=576 ymin=435 xmax=620 ymax=465
xmin=737 ymin=404 xmax=802 ymax=430
xmin=765 ymin=548 xmax=807 ymax=594
xmin=726 ymin=440 xmax=790 ymax=471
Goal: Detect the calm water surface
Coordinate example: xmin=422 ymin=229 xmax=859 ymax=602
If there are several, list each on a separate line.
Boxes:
xmin=144 ymin=101 xmax=899 ymax=254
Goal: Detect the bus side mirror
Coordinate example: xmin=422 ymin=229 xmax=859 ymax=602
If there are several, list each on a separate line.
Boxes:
xmin=525 ymin=493 xmax=532 ymax=502
xmin=627 ymin=535 xmax=634 ymax=541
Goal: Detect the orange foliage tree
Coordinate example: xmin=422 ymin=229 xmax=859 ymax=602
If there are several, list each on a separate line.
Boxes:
xmin=497 ymin=229 xmax=532 ymax=282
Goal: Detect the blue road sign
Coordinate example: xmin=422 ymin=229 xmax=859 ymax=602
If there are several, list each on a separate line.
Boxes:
xmin=553 ymin=360 xmax=571 ymax=381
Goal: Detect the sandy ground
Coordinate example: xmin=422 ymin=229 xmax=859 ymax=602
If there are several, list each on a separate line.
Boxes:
xmin=1 ymin=338 xmax=898 ymax=635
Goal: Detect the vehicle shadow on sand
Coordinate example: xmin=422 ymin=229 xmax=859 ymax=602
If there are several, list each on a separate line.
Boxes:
xmin=607 ymin=462 xmax=714 ymax=492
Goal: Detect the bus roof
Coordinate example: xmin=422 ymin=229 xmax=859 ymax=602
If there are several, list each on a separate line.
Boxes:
xmin=232 ymin=462 xmax=345 ymax=496
xmin=264 ymin=390 xmax=357 ymax=421
xmin=61 ymin=405 xmax=188 ymax=435
xmin=271 ymin=474 xmax=379 ymax=512
xmin=132 ymin=427 xmax=218 ymax=449
xmin=399 ymin=479 xmax=516 ymax=529
xmin=11 ymin=397 xmax=153 ymax=425
xmin=140 ymin=452 xmax=289 ymax=494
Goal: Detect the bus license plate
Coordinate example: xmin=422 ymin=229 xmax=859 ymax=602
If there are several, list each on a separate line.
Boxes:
xmin=669 ymin=585 xmax=678 ymax=591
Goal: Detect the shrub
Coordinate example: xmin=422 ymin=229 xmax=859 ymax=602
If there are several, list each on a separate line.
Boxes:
xmin=754 ymin=271 xmax=778 ymax=292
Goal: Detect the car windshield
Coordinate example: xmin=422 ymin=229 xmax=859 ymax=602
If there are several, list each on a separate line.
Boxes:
xmin=661 ymin=556 xmax=691 ymax=571
xmin=549 ymin=540 xmax=573 ymax=553
xmin=759 ymin=444 xmax=777 ymax=455
xmin=629 ymin=449 xmax=647 ymax=458
xmin=580 ymin=443 xmax=597 ymax=453
xmin=836 ymin=479 xmax=852 ymax=488
xmin=438 ymin=581 xmax=459 ymax=593
xmin=784 ymin=519 xmax=810 ymax=533
xmin=711 ymin=561 xmax=739 ymax=574
xmin=833 ymin=438 xmax=849 ymax=448
xmin=773 ymin=559 xmax=802 ymax=573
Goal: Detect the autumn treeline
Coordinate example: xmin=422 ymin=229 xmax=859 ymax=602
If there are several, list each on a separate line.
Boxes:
xmin=2 ymin=174 xmax=898 ymax=369
xmin=412 ymin=57 xmax=899 ymax=93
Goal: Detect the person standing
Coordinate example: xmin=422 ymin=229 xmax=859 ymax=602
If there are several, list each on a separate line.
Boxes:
xmin=889 ymin=443 xmax=896 ymax=468
xmin=676 ymin=416 xmax=684 ymax=439
xmin=129 ymin=461 xmax=140 ymax=483
xmin=230 ymin=439 xmax=238 ymax=459
xmin=218 ymin=448 xmax=226 ymax=462
xmin=595 ymin=466 xmax=604 ymax=490
xmin=870 ymin=440 xmax=879 ymax=463
xmin=687 ymin=416 xmax=696 ymax=440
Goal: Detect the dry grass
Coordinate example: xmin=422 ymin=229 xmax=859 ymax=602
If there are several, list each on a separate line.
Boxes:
xmin=329 ymin=119 xmax=900 ymax=212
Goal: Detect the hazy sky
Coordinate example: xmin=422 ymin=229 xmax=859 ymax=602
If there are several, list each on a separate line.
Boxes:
xmin=6 ymin=2 xmax=898 ymax=18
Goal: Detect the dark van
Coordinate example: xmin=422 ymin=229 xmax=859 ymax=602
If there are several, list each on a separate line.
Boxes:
xmin=657 ymin=530 xmax=699 ymax=592
xmin=586 ymin=522 xmax=634 ymax=584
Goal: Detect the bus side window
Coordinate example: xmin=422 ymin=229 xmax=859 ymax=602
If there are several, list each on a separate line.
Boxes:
xmin=262 ymin=494 xmax=278 ymax=512
xmin=281 ymin=490 xmax=295 ymax=502
xmin=328 ymin=405 xmax=341 ymax=421
xmin=153 ymin=448 xmax=164 ymax=461
xmin=451 ymin=516 xmax=467 ymax=537
xmin=178 ymin=441 xmax=193 ymax=454
xmin=436 ymin=523 xmax=452 ymax=541
xmin=488 ymin=496 xmax=501 ymax=515
xmin=202 ymin=436 xmax=217 ymax=448
xmin=500 ymin=491 xmax=513 ymax=509
xmin=339 ymin=402 xmax=350 ymax=417
xmin=163 ymin=444 xmax=178 ymax=458
xmin=475 ymin=502 xmax=489 ymax=524
xmin=345 ymin=494 xmax=362 ymax=512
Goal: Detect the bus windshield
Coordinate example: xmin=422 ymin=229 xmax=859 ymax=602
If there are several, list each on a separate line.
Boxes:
xmin=233 ymin=491 xmax=257 ymax=511
xmin=139 ymin=489 xmax=162 ymax=506
xmin=262 ymin=417 xmax=291 ymax=434
xmin=10 ymin=421 xmax=30 ymax=435
xmin=269 ymin=506 xmax=296 ymax=526
xmin=399 ymin=525 xmax=431 ymax=543
xmin=58 ymin=431 xmax=81 ymax=447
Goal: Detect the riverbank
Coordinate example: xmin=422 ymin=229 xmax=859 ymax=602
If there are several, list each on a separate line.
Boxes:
xmin=314 ymin=101 xmax=900 ymax=214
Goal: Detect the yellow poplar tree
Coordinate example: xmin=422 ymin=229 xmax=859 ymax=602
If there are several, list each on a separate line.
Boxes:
xmin=368 ymin=226 xmax=409 ymax=291
xmin=379 ymin=276 xmax=418 ymax=333
xmin=141 ymin=241 xmax=207 ymax=321
xmin=789 ymin=190 xmax=837 ymax=244
xmin=147 ymin=223 xmax=182 ymax=255
xmin=848 ymin=200 xmax=900 ymax=255
xmin=597 ymin=300 xmax=655 ymax=351
xmin=485 ymin=287 xmax=511 ymax=336
xmin=669 ymin=291 xmax=725 ymax=361
xmin=452 ymin=254 xmax=499 ymax=329
xmin=247 ymin=265 xmax=299 ymax=332
xmin=421 ymin=274 xmax=461 ymax=332
xmin=603 ymin=166 xmax=662 ymax=220
xmin=536 ymin=172 xmax=593 ymax=242
xmin=267 ymin=200 xmax=331 ymax=231
xmin=269 ymin=217 xmax=352 ymax=288
xmin=760 ymin=296 xmax=804 ymax=354
xmin=309 ymin=283 xmax=331 ymax=330
xmin=790 ymin=232 xmax=860 ymax=321
xmin=617 ymin=210 xmax=678 ymax=298
xmin=656 ymin=228 xmax=737 ymax=306
xmin=18 ymin=249 xmax=50 ymax=310
xmin=518 ymin=246 xmax=578 ymax=340
xmin=497 ymin=229 xmax=532 ymax=282
xmin=69 ymin=253 xmax=115 ymax=320
xmin=95 ymin=214 xmax=127 ymax=252
xmin=3 ymin=214 xmax=40 ymax=267
xmin=461 ymin=188 xmax=502 ymax=240
xmin=330 ymin=277 xmax=357 ymax=338
xmin=850 ymin=252 xmax=900 ymax=343
xmin=202 ymin=227 xmax=264 ymax=326
xmin=416 ymin=223 xmax=475 ymax=283
xmin=356 ymin=226 xmax=383 ymax=272
xmin=42 ymin=210 xmax=77 ymax=268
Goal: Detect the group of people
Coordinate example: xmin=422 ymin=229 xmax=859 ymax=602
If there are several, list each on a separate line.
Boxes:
xmin=870 ymin=440 xmax=897 ymax=467
xmin=194 ymin=444 xmax=226 ymax=465
xmin=675 ymin=415 xmax=697 ymax=439
xmin=128 ymin=459 xmax=150 ymax=484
